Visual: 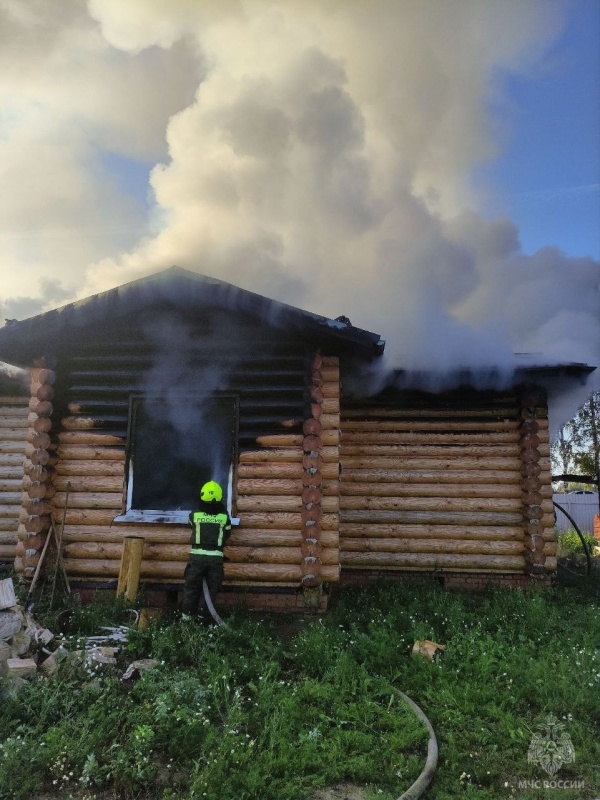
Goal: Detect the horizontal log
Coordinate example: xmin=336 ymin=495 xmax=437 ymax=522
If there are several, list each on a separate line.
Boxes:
xmin=341 ymin=538 xmax=524 ymax=555
xmin=0 ymin=544 xmax=17 ymax=558
xmin=342 ymin=431 xmax=520 ymax=445
xmin=340 ymin=523 xmax=525 ymax=540
xmin=236 ymin=496 xmax=339 ymax=513
xmin=343 ymin=407 xmax=519 ymax=419
xmin=342 ymin=420 xmax=519 ymax=432
xmin=341 ymin=509 xmax=523 ymax=525
xmin=0 ymin=405 xmax=29 ymax=417
xmin=320 ymin=414 xmax=340 ymax=430
xmin=63 ymin=558 xmax=184 ymax=579
xmin=53 ymin=492 xmax=123 ymax=510
xmin=237 ymin=478 xmax=339 ymax=496
xmin=57 ymin=445 xmax=125 ymax=461
xmin=0 ymin=440 xmax=29 ymax=453
xmin=227 ymin=546 xmax=338 ymax=565
xmin=544 ymin=556 xmax=557 ymax=571
xmin=230 ymin=530 xmax=337 ymax=548
xmin=0 ymin=419 xmax=29 ymax=431
xmin=340 ymin=552 xmax=526 ymax=570
xmin=321 ymin=398 xmax=340 ymax=414
xmin=240 ymin=512 xmax=338 ymax=530
xmin=340 ymin=443 xmax=526 ymax=458
xmin=0 ymin=479 xmax=23 ymax=493
xmin=62 ymin=559 xmax=340 ymax=583
xmin=227 ymin=563 xmax=339 ymax=581
xmin=239 ymin=448 xmax=303 ymax=463
xmin=58 ymin=432 xmax=125 ymax=446
xmin=60 ymin=526 xmax=338 ymax=548
xmin=320 ymin=382 xmax=339 ymax=399
xmin=238 ymin=479 xmax=301 ymax=495
xmin=320 ymin=367 xmax=340 ymax=383
xmin=0 ymin=466 xmax=24 ymax=479
xmin=321 ymin=446 xmax=340 ymax=463
xmin=340 ymin=482 xmax=520 ymax=499
xmin=255 ymin=434 xmax=303 ymax=448
xmin=64 ymin=541 xmax=184 ymax=562
xmin=237 ymin=462 xmax=338 ymax=479
xmin=62 ymin=541 xmax=338 ymax=566
xmin=0 ymin=531 xmax=18 ymax=544
xmin=340 ymin=468 xmax=519 ymax=485
xmin=54 ymin=459 xmax=125 ymax=477
xmin=0 ymin=455 xmax=26 ymax=468
xmin=58 ymin=510 xmax=121 ymax=526
xmin=0 ymin=505 xmax=21 ymax=519
xmin=341 ymin=456 xmax=520 ymax=471
xmin=0 ymin=517 xmax=19 ymax=532
xmin=53 ymin=476 xmax=124 ymax=493
xmin=341 ymin=496 xmax=521 ymax=513
xmin=63 ymin=524 xmax=188 ymax=542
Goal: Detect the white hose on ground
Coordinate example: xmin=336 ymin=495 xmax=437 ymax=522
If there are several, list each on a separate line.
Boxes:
xmin=392 ymin=688 xmax=438 ymax=799
xmin=197 ymin=588 xmax=437 ymax=795
xmin=202 ymin=578 xmax=229 ymax=628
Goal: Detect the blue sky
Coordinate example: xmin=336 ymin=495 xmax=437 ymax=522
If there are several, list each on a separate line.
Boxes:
xmin=480 ymin=0 xmax=600 ymax=259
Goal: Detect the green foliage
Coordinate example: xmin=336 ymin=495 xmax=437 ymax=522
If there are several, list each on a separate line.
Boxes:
xmin=558 ymin=529 xmax=597 ymax=555
xmin=1 ymin=584 xmax=599 ymax=799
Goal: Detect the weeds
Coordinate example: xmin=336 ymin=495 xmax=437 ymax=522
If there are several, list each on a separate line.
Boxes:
xmin=0 ymin=583 xmax=599 ymax=799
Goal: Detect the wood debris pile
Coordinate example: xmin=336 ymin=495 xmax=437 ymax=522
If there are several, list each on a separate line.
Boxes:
xmin=0 ymin=578 xmax=157 ymax=691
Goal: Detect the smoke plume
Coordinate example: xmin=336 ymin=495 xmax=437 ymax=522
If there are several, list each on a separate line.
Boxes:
xmin=1 ymin=0 xmax=598 ymax=398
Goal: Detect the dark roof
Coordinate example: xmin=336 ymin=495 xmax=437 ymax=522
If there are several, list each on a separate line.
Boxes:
xmin=0 ymin=266 xmax=386 ymax=366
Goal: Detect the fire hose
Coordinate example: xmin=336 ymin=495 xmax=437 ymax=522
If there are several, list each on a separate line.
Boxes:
xmin=202 ymin=577 xmax=229 ymax=629
xmin=199 ymin=580 xmax=437 ymax=797
xmin=392 ymin=687 xmax=438 ymax=799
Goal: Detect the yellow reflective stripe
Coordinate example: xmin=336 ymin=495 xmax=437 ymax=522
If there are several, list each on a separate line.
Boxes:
xmin=190 ymin=549 xmax=223 ymax=557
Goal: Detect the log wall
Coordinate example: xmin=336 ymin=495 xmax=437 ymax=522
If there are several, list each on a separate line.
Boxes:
xmin=38 ymin=317 xmax=340 ymax=591
xmin=0 ymin=394 xmax=29 ymax=563
xmin=339 ymin=389 xmax=553 ymax=575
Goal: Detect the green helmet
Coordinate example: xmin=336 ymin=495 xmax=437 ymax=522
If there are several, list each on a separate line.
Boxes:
xmin=200 ymin=480 xmax=223 ymax=503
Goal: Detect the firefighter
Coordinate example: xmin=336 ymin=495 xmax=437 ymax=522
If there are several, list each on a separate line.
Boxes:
xmin=182 ymin=480 xmax=232 ymax=622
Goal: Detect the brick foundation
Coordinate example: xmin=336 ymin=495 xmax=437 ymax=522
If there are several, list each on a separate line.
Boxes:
xmin=69 ymin=582 xmax=329 ymax=614
xmin=337 ymin=569 xmax=551 ymax=592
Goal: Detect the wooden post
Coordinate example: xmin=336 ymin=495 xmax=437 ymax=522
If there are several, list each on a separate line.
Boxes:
xmin=117 ymin=536 xmax=145 ymax=601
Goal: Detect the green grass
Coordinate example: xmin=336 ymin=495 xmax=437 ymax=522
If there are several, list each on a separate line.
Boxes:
xmin=1 ymin=582 xmax=599 ymax=799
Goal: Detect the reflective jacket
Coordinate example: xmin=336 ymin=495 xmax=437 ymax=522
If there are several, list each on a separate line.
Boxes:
xmin=188 ymin=501 xmax=232 ymax=557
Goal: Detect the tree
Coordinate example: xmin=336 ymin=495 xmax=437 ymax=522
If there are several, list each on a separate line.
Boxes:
xmin=569 ymin=390 xmax=599 ymax=479
xmin=551 ymin=390 xmax=600 ymax=490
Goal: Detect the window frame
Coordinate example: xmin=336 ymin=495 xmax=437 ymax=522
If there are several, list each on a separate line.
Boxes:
xmin=115 ymin=392 xmax=239 ymax=524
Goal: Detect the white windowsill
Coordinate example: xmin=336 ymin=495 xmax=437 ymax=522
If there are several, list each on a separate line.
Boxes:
xmin=113 ymin=511 xmax=241 ymax=525
xmin=114 ymin=510 xmax=191 ymax=525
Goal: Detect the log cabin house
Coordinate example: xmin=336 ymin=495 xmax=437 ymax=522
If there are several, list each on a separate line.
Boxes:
xmin=0 ymin=267 xmax=595 ymax=611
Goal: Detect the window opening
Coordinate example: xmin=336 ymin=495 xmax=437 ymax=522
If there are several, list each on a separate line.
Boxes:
xmin=117 ymin=394 xmax=238 ymax=523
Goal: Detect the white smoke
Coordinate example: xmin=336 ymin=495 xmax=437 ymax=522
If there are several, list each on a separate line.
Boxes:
xmin=1 ymin=0 xmax=598 ymax=393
